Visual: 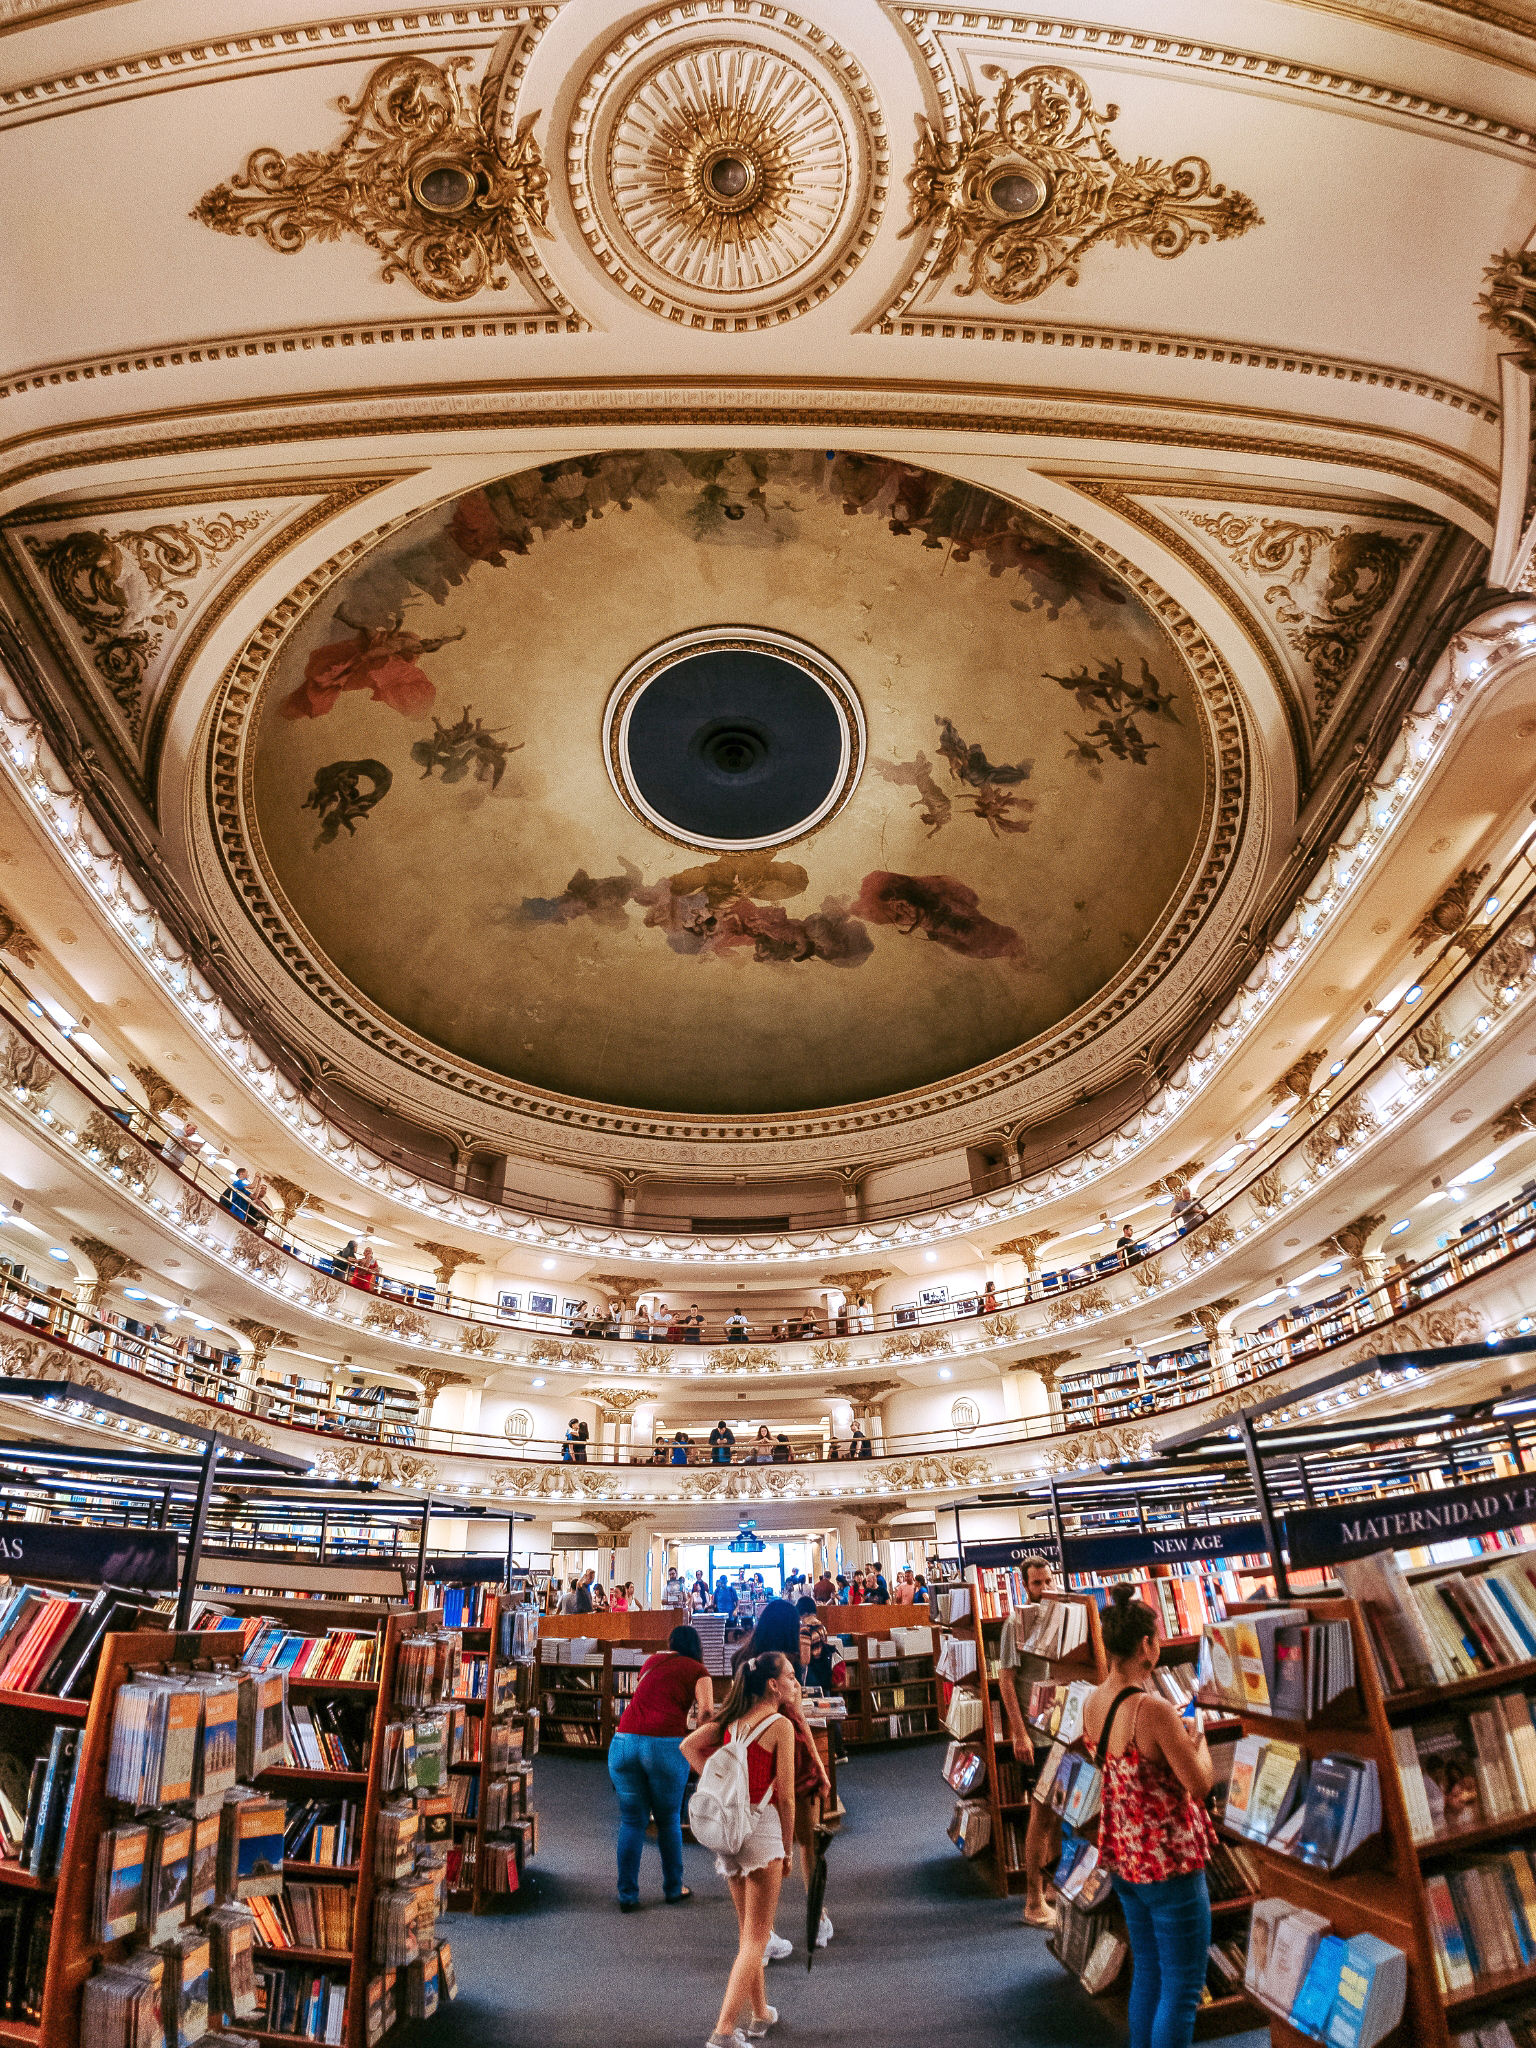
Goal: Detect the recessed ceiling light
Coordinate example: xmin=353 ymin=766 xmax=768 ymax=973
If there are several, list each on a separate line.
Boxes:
xmin=124 ymin=1288 xmax=147 ymax=1300
xmin=46 ymin=1248 xmax=68 ymax=1262
xmin=541 ymin=1258 xmax=556 ymax=1271
xmin=923 ymin=1250 xmax=938 ymax=1263
xmin=531 ymin=1378 xmax=545 ymax=1387
xmin=1404 ymin=985 xmax=1423 ymax=1004
xmin=1389 ymin=1220 xmax=1410 ymax=1234
xmin=937 ymin=1367 xmax=952 ymax=1380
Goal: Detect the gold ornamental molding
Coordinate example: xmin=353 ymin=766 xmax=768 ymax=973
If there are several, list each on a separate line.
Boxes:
xmin=898 ymin=63 xmax=1261 ymax=310
xmin=193 ymin=47 xmax=579 ymax=319
xmin=1480 ymin=247 xmax=1536 ymax=366
xmin=567 ymin=4 xmax=887 ymax=327
xmin=0 ymin=8 xmax=560 ymax=129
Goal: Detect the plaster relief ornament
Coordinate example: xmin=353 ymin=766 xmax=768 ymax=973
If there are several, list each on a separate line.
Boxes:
xmin=569 ymin=11 xmax=887 ymax=326
xmin=23 ymin=514 xmax=264 ymax=737
xmin=1188 ymin=515 xmax=1422 ymax=716
xmin=1479 ymin=247 xmax=1536 ymax=365
xmin=901 ymin=65 xmax=1260 ymax=307
xmin=194 ymin=55 xmax=556 ymax=306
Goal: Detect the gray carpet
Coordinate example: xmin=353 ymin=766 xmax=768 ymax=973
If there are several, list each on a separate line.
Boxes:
xmin=401 ymin=1741 xmax=1272 ymax=2047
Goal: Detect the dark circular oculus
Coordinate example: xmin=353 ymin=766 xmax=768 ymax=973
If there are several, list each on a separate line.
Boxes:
xmin=623 ymin=646 xmax=846 ymax=844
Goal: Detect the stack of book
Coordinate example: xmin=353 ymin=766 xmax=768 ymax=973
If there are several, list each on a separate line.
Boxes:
xmin=1200 ymin=1608 xmax=1352 ymax=1715
xmin=1425 ymin=1852 xmax=1536 ymax=1991
xmin=251 ymin=1959 xmax=349 ymax=2042
xmin=0 ymin=1583 xmax=158 ymax=1700
xmin=1246 ymin=1902 xmax=1406 ymax=2047
xmin=1337 ymin=1552 xmax=1536 ymax=1693
xmin=432 ymin=1585 xmax=495 ymax=1629
xmin=284 ymin=1800 xmax=359 ymax=1868
xmin=1225 ymin=1734 xmax=1307 ymax=1844
xmin=1019 ymin=1601 xmax=1089 ymax=1661
xmin=249 ymin=1881 xmax=354 ymax=1954
xmin=1026 ymin=1678 xmax=1094 ymax=1741
xmin=285 ymin=1697 xmax=372 ymax=1772
xmin=1034 ymin=1743 xmax=1103 ymax=1827
xmin=0 ymin=1720 xmax=80 ymax=1877
xmin=243 ymin=1625 xmax=381 ymax=1684
xmin=1090 ymin=1573 xmax=1230 ymax=1638
xmin=1394 ymin=1696 xmax=1536 ymax=1843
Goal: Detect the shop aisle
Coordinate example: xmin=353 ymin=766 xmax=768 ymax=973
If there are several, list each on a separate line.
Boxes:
xmin=402 ymin=1742 xmax=1272 ymax=2047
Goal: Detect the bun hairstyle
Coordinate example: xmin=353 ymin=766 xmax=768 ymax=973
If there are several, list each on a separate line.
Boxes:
xmin=1100 ymin=1583 xmax=1158 ymax=1659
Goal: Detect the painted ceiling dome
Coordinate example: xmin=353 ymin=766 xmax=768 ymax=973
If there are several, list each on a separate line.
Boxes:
xmin=239 ymin=449 xmax=1221 ymax=1119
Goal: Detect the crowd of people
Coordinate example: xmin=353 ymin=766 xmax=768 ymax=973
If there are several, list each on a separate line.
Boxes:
xmin=551 ymin=1563 xmax=928 ymax=1616
xmin=649 ymin=1419 xmax=876 ymax=1466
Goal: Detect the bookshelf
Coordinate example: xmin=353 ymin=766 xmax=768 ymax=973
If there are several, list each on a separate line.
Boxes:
xmin=817 ymin=1610 xmax=942 ymax=1747
xmin=1003 ymin=1590 xmax=1106 ymax=1901
xmin=446 ymin=1593 xmax=539 ymax=1915
xmin=1197 ymin=1593 xmax=1439 ymax=2048
xmin=534 ymin=1614 xmax=674 ymax=1755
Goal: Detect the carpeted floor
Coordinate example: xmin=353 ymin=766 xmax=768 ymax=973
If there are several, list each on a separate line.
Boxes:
xmin=396 ymin=1739 xmax=1273 ymax=2048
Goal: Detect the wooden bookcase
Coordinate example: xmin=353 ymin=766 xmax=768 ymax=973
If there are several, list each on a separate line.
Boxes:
xmin=818 ymin=1610 xmax=942 ymax=1747
xmin=534 ymin=1614 xmax=672 ymax=1754
xmin=1197 ymin=1594 xmax=1435 ymax=2048
xmin=995 ymin=1590 xmax=1107 ymax=1901
xmin=448 ymin=1594 xmax=539 ymax=1916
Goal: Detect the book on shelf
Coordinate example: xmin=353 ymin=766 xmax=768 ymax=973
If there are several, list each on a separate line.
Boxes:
xmin=1294 ymin=1753 xmax=1381 ymax=1870
xmin=1224 ymin=1734 xmax=1305 ymax=1843
xmin=1429 ymin=1850 xmax=1536 ymax=1989
xmin=252 ymin=1959 xmax=348 ymax=2043
xmin=1206 ymin=1832 xmax=1261 ymax=1902
xmin=284 ymin=1798 xmax=360 ymax=1868
xmin=1199 ymin=1608 xmax=1312 ymax=1711
xmin=941 ymin=1740 xmax=987 ymax=1797
xmin=1081 ymin=1928 xmax=1127 ymax=1994
xmin=1395 ymin=1695 xmax=1536 ymax=1843
xmin=947 ymin=1799 xmax=991 ymax=1856
xmin=1019 ymin=1601 xmax=1088 ymax=1662
xmin=244 ymin=1624 xmax=380 ymax=1685
xmin=0 ymin=1893 xmax=49 ymax=2026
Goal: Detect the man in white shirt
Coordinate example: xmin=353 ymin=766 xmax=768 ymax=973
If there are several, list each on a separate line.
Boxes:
xmin=661 ymin=1567 xmax=688 ymax=1610
xmin=997 ymin=1555 xmax=1061 ymax=1929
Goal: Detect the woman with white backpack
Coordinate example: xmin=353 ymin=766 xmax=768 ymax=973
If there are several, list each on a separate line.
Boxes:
xmin=679 ymin=1651 xmax=799 ymax=2048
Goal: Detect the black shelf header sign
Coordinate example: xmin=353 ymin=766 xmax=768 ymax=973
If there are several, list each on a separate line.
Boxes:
xmin=960 ymin=1538 xmax=1061 ymax=1569
xmin=1059 ymin=1521 xmax=1270 ymax=1574
xmin=1284 ymin=1474 xmax=1536 ymax=1568
xmin=0 ymin=1524 xmax=178 ymax=1589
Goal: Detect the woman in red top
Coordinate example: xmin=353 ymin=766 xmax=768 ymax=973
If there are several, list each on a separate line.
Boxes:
xmin=1080 ymin=1587 xmax=1215 ymax=2048
xmin=681 ymin=1652 xmax=798 ymax=2048
xmin=608 ymin=1624 xmax=714 ymax=1911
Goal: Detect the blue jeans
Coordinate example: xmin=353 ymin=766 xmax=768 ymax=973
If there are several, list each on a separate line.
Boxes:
xmin=1111 ymin=1868 xmax=1211 ymax=2048
xmin=608 ymin=1732 xmax=691 ymax=1903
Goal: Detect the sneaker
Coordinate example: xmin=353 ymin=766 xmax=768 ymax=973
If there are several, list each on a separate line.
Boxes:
xmin=746 ymin=2010 xmax=779 ymax=2038
xmin=816 ymin=1913 xmax=833 ymax=1947
xmin=763 ymin=1932 xmax=793 ymax=1962
xmin=706 ymin=2033 xmax=749 ymax=2048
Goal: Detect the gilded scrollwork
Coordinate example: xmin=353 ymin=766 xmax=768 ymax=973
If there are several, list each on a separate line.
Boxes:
xmin=902 ymin=65 xmax=1259 ymax=307
xmin=0 ymin=1032 xmax=52 ymax=1112
xmin=194 ymin=56 xmax=555 ymax=307
xmin=1189 ymin=515 xmax=1421 ymax=715
xmin=24 ymin=514 xmax=263 ymax=737
xmin=1479 ymin=248 xmax=1536 ymax=366
xmin=1411 ymin=865 xmax=1491 ymax=955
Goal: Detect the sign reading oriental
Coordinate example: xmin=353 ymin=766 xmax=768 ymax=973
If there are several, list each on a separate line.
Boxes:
xmin=1284 ymin=1476 xmax=1536 ymax=1570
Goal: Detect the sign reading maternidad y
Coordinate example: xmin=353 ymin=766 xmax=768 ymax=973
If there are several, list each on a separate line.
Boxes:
xmin=1283 ymin=1474 xmax=1536 ymax=1569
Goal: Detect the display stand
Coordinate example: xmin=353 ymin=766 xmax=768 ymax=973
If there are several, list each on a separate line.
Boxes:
xmin=534 ymin=1614 xmax=672 ymax=1754
xmin=818 ymin=1609 xmax=942 ymax=1746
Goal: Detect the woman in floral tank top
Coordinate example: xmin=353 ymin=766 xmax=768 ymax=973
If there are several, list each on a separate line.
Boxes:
xmin=1081 ymin=1586 xmax=1216 ymax=2048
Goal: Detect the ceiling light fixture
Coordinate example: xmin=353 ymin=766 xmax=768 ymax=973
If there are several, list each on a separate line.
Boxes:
xmin=1389 ymin=1220 xmax=1410 ymax=1235
xmin=46 ymin=1248 xmax=68 ymax=1262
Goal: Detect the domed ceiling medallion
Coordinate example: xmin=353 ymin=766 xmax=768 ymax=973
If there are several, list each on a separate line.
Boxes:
xmin=604 ymin=627 xmax=864 ymax=852
xmin=570 ymin=9 xmax=887 ymax=324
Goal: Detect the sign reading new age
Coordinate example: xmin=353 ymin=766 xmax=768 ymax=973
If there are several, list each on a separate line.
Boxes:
xmin=1284 ymin=1474 xmax=1536 ymax=1569
xmin=1058 ymin=1522 xmax=1270 ymax=1575
xmin=0 ymin=1526 xmax=178 ymax=1590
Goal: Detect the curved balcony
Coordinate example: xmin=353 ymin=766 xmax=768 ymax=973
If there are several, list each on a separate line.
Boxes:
xmin=3 ymin=603 xmax=1532 ymax=1261
xmin=1 ymin=826 xmax=1533 ymax=1396
xmin=6 ymin=1201 xmax=1534 ymax=1509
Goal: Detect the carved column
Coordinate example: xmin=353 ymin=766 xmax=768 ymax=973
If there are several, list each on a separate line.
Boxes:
xmin=413 ymin=1240 xmax=486 ymax=1301
xmin=584 ymin=1386 xmax=653 ymax=1464
xmin=69 ymin=1236 xmax=142 ymax=1312
xmin=1326 ymin=1214 xmax=1389 ymax=1319
xmin=1007 ymin=1349 xmax=1078 ymax=1424
xmin=992 ymin=1231 xmax=1057 ymax=1305
xmin=1184 ymin=1297 xmax=1241 ymax=1390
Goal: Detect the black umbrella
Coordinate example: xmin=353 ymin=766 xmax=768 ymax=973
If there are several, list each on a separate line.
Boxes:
xmin=805 ymin=1823 xmax=833 ymax=1971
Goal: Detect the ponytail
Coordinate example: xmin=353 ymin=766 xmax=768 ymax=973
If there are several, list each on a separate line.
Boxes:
xmin=710 ymin=1649 xmax=790 ymax=1732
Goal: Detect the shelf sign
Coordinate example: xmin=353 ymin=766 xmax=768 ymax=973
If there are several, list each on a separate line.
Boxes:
xmin=1059 ymin=1521 xmax=1270 ymax=1574
xmin=1283 ymin=1474 xmax=1536 ymax=1568
xmin=0 ymin=1524 xmax=179 ymax=1588
xmin=960 ymin=1538 xmax=1061 ymax=1568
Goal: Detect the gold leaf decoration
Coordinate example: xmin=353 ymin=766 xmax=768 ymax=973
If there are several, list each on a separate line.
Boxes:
xmin=0 ymin=904 xmax=37 ymax=968
xmin=24 ymin=515 xmax=263 ymax=736
xmin=193 ymin=56 xmax=552 ymax=304
xmin=1479 ymin=248 xmax=1536 ymax=366
xmin=1189 ymin=515 xmax=1421 ymax=716
xmin=1411 ymin=866 xmax=1491 ymax=955
xmin=902 ymin=64 xmax=1260 ymax=306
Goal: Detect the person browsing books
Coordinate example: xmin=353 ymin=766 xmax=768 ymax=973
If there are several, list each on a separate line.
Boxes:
xmin=996 ymin=1556 xmax=1062 ymax=1927
xmin=1080 ymin=1585 xmax=1216 ymax=2048
xmin=680 ymin=1652 xmax=799 ymax=2048
xmin=608 ymin=1624 xmax=714 ymax=1911
xmin=732 ymin=1600 xmax=834 ymax=1954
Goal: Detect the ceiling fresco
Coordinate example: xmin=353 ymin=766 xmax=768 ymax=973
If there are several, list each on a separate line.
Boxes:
xmin=247 ymin=450 xmax=1210 ymax=1117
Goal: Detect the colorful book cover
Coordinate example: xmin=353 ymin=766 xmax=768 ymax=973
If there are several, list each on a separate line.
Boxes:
xmin=1290 ymin=1935 xmax=1348 ymax=2037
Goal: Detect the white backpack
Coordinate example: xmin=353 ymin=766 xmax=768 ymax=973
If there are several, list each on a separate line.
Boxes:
xmin=688 ymin=1714 xmax=780 ymax=1855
